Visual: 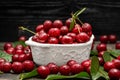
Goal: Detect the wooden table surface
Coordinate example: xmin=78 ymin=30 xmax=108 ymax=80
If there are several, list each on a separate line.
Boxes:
xmin=0 ymin=42 xmax=116 ymax=80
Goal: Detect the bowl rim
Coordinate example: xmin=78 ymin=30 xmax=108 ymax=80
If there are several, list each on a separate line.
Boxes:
xmin=25 ymin=35 xmax=94 ymax=47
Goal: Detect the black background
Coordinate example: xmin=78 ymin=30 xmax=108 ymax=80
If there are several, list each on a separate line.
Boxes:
xmin=0 ymin=0 xmax=120 ymax=41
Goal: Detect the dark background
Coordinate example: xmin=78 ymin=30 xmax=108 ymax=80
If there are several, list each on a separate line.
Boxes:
xmin=0 ymin=0 xmax=120 ymax=42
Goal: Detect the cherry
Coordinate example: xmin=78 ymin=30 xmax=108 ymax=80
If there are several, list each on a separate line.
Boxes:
xmin=15 ymin=44 xmax=24 ymax=50
xmin=108 ymin=34 xmax=117 ymax=43
xmin=61 ymin=35 xmax=73 ymax=44
xmin=0 ymin=58 xmax=6 ymax=64
xmin=37 ymin=65 xmax=50 ymax=78
xmin=53 ymin=20 xmax=63 ymax=28
xmin=67 ymin=33 xmax=76 ymax=41
xmin=86 ymin=66 xmax=91 ymax=74
xmin=103 ymin=61 xmax=115 ymax=72
xmin=108 ymin=68 xmax=120 ymax=80
xmin=72 ymin=24 xmax=82 ymax=34
xmin=96 ymin=43 xmax=107 ymax=52
xmin=32 ymin=35 xmax=39 ymax=42
xmin=26 ymin=53 xmax=33 ymax=60
xmin=6 ymin=47 xmax=15 ymax=55
xmin=38 ymin=32 xmax=48 ymax=43
xmin=117 ymin=55 xmax=120 ymax=60
xmin=67 ymin=60 xmax=77 ymax=66
xmin=48 ymin=37 xmax=59 ymax=44
xmin=60 ymin=26 xmax=69 ymax=35
xmin=82 ymin=23 xmax=92 ymax=32
xmin=15 ymin=49 xmax=24 ymax=55
xmin=115 ymin=42 xmax=120 ymax=49
xmin=98 ymin=51 xmax=105 ymax=57
xmin=19 ymin=36 xmax=26 ymax=41
xmin=76 ymin=32 xmax=90 ymax=43
xmin=99 ymin=35 xmax=108 ymax=43
xmin=81 ymin=59 xmax=91 ymax=71
xmin=48 ymin=28 xmax=60 ymax=37
xmin=47 ymin=62 xmax=59 ymax=74
xmin=4 ymin=42 xmax=13 ymax=51
xmin=70 ymin=63 xmax=84 ymax=74
xmin=12 ymin=61 xmax=23 ymax=73
xmin=23 ymin=60 xmax=34 ymax=72
xmin=24 ymin=46 xmax=31 ymax=54
xmin=35 ymin=24 xmax=44 ymax=32
xmin=65 ymin=18 xmax=72 ymax=28
xmin=59 ymin=64 xmax=71 ymax=75
xmin=43 ymin=20 xmax=52 ymax=32
xmin=112 ymin=59 xmax=120 ymax=70
xmin=1 ymin=62 xmax=12 ymax=73
xmin=98 ymin=57 xmax=104 ymax=65
xmin=12 ymin=54 xmax=19 ymax=62
xmin=18 ymin=54 xmax=27 ymax=62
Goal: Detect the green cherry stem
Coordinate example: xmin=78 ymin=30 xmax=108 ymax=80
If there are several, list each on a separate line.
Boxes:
xmin=19 ymin=26 xmax=36 ymax=35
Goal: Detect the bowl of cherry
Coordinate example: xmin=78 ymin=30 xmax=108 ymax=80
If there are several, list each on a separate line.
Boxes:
xmin=25 ymin=19 xmax=94 ymax=66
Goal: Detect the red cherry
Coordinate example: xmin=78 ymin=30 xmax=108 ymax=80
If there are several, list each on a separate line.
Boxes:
xmin=103 ymin=61 xmax=115 ymax=72
xmin=60 ymin=26 xmax=69 ymax=35
xmin=112 ymin=59 xmax=120 ymax=70
xmin=117 ymin=55 xmax=120 ymax=60
xmin=48 ymin=37 xmax=59 ymax=44
xmin=1 ymin=62 xmax=12 ymax=73
xmin=86 ymin=66 xmax=91 ymax=74
xmin=96 ymin=43 xmax=107 ymax=52
xmin=99 ymin=35 xmax=108 ymax=43
xmin=26 ymin=53 xmax=33 ymax=60
xmin=108 ymin=68 xmax=120 ymax=80
xmin=19 ymin=36 xmax=26 ymax=41
xmin=67 ymin=33 xmax=76 ymax=41
xmin=65 ymin=18 xmax=72 ymax=28
xmin=59 ymin=64 xmax=71 ymax=76
xmin=18 ymin=54 xmax=27 ymax=62
xmin=24 ymin=46 xmax=31 ymax=54
xmin=15 ymin=49 xmax=24 ymax=55
xmin=98 ymin=51 xmax=105 ymax=57
xmin=6 ymin=47 xmax=15 ymax=54
xmin=23 ymin=60 xmax=35 ymax=72
xmin=53 ymin=20 xmax=63 ymax=28
xmin=4 ymin=42 xmax=13 ymax=51
xmin=0 ymin=58 xmax=6 ymax=64
xmin=108 ymin=34 xmax=117 ymax=43
xmin=48 ymin=28 xmax=60 ymax=37
xmin=12 ymin=54 xmax=19 ymax=62
xmin=15 ymin=44 xmax=24 ymax=50
xmin=76 ymin=32 xmax=90 ymax=43
xmin=81 ymin=59 xmax=91 ymax=71
xmin=47 ymin=62 xmax=59 ymax=74
xmin=67 ymin=60 xmax=77 ymax=66
xmin=98 ymin=57 xmax=104 ymax=65
xmin=32 ymin=35 xmax=39 ymax=42
xmin=38 ymin=32 xmax=48 ymax=43
xmin=82 ymin=23 xmax=92 ymax=32
xmin=61 ymin=35 xmax=73 ymax=44
xmin=70 ymin=63 xmax=84 ymax=74
xmin=43 ymin=20 xmax=52 ymax=32
xmin=37 ymin=66 xmax=50 ymax=78
xmin=72 ymin=24 xmax=82 ymax=34
xmin=115 ymin=42 xmax=120 ymax=49
xmin=35 ymin=24 xmax=44 ymax=32
xmin=12 ymin=61 xmax=23 ymax=73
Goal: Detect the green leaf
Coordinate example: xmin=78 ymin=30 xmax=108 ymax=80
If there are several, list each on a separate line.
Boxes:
xmin=90 ymin=50 xmax=98 ymax=56
xmin=13 ymin=41 xmax=27 ymax=47
xmin=109 ymin=49 xmax=120 ymax=58
xmin=103 ymin=51 xmax=114 ymax=62
xmin=45 ymin=72 xmax=90 ymax=80
xmin=19 ymin=68 xmax=38 ymax=80
xmin=90 ymin=56 xmax=99 ymax=77
xmin=0 ymin=50 xmax=12 ymax=62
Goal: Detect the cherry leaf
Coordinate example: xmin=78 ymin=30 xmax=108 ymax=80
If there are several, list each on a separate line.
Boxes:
xmin=103 ymin=51 xmax=114 ymax=62
xmin=0 ymin=50 xmax=12 ymax=62
xmin=45 ymin=72 xmax=90 ymax=80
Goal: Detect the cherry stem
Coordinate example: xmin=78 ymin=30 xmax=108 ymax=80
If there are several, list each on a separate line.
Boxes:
xmin=77 ymin=18 xmax=84 ymax=25
xmin=19 ymin=26 xmax=36 ymax=35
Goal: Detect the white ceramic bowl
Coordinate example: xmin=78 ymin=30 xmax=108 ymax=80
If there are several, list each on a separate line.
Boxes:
xmin=25 ymin=35 xmax=94 ymax=66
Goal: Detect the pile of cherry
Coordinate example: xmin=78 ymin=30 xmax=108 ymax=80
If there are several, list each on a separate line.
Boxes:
xmin=32 ymin=19 xmax=92 ymax=44
xmin=0 ymin=36 xmax=34 ymax=74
